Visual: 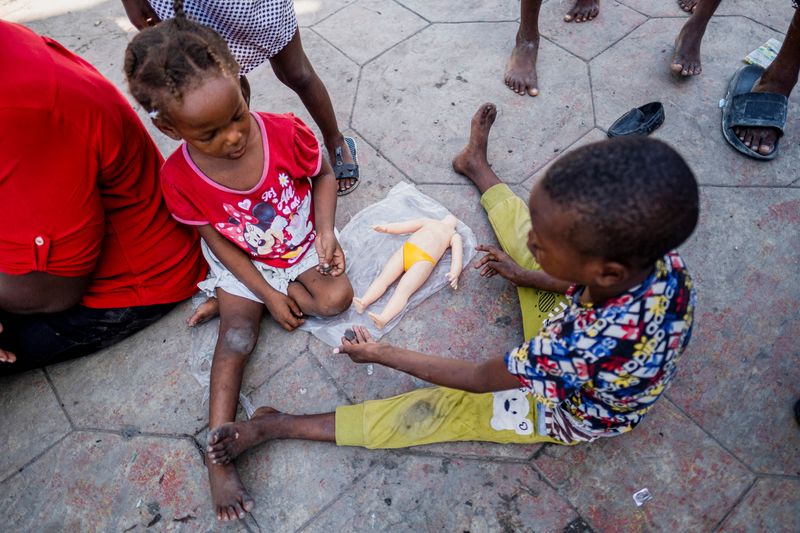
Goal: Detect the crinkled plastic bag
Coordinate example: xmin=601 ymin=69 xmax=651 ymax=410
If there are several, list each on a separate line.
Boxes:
xmin=299 ymin=181 xmax=477 ymax=346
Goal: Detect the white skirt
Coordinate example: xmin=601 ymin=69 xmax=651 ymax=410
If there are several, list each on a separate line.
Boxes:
xmin=148 ymin=0 xmax=297 ymax=73
xmin=198 ymin=239 xmax=319 ymax=302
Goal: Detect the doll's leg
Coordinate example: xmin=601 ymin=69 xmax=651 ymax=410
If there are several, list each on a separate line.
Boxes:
xmin=369 ymin=261 xmax=435 ymax=329
xmin=353 ymin=248 xmax=404 ymax=313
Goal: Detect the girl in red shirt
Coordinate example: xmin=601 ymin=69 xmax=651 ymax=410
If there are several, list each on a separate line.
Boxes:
xmin=124 ymin=4 xmax=353 ymax=522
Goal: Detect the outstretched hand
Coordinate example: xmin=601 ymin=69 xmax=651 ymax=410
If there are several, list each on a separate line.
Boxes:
xmin=474 ymin=244 xmax=523 ymax=284
xmin=333 ymin=325 xmax=382 ymax=364
xmin=0 ymin=323 xmax=16 ymax=364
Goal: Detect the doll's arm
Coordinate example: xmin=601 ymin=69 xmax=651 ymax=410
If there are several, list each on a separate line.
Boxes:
xmin=445 ymin=233 xmax=463 ymax=289
xmin=372 ymin=218 xmax=431 ymax=235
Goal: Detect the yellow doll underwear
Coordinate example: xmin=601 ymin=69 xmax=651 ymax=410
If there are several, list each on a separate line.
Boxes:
xmin=403 ymin=241 xmax=435 ymax=272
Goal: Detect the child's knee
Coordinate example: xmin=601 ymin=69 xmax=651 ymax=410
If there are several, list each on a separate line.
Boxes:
xmin=218 ymin=321 xmax=259 ymax=357
xmin=317 ymin=282 xmax=354 ymax=317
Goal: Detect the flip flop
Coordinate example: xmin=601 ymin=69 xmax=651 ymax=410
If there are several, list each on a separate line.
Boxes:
xmin=334 ymin=136 xmax=360 ymax=196
xmin=721 ymin=64 xmax=787 ymax=161
xmin=607 ymin=102 xmax=664 ymax=137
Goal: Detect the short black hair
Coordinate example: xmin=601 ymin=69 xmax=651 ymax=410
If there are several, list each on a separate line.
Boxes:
xmin=123 ymin=0 xmax=239 ymax=115
xmin=540 ymin=137 xmax=698 ymax=267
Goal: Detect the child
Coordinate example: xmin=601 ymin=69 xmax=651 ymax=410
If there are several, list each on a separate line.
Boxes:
xmin=121 ymin=0 xmax=360 ymax=195
xmin=506 ymin=0 xmax=600 ymax=97
xmin=203 ymin=105 xmax=699 ymax=465
xmin=123 ymin=8 xmax=353 ymax=522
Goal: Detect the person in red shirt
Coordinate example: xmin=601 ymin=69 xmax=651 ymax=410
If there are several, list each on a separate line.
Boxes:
xmin=124 ymin=6 xmax=352 ymax=522
xmin=0 ymin=21 xmax=207 ymax=374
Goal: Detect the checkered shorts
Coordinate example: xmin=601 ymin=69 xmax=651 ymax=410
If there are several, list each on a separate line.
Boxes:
xmin=148 ymin=0 xmax=297 ymax=73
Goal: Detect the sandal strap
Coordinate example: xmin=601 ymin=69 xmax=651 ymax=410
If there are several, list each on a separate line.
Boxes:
xmin=729 ymin=92 xmax=787 ymax=135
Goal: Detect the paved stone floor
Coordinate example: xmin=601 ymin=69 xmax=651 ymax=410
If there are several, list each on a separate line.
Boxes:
xmin=1 ymin=0 xmax=799 ymax=531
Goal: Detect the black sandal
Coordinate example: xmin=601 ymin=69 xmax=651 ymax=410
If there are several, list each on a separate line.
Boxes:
xmin=333 ymin=136 xmax=360 ymax=196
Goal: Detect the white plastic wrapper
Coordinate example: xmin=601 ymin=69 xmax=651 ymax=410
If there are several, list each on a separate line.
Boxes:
xmin=299 ymin=181 xmax=477 ymax=346
xmin=187 ymin=181 xmax=477 ymax=411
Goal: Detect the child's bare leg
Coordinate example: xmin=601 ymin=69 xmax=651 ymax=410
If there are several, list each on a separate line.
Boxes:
xmin=671 ymin=0 xmax=721 ymax=76
xmin=206 ymin=290 xmax=262 ymax=521
xmin=208 ymin=407 xmax=336 ymax=465
xmin=505 ymin=0 xmax=542 ymax=96
xmin=352 ymin=248 xmax=404 ymax=313
xmin=289 ymin=268 xmax=354 ymax=317
xmin=188 ymin=296 xmax=219 ymax=326
xmin=269 ymin=30 xmax=356 ymax=194
xmin=452 ymin=103 xmax=503 ymax=195
xmin=564 ymin=0 xmax=600 ymax=23
xmin=369 ymin=261 xmax=435 ymax=329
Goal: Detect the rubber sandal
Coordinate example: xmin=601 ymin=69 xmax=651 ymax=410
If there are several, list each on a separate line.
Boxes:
xmin=334 ymin=136 xmax=360 ymax=196
xmin=607 ymin=102 xmax=665 ymax=137
xmin=721 ymin=64 xmax=787 ymax=161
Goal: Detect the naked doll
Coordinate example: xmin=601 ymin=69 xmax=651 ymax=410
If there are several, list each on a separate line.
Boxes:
xmin=352 ymin=214 xmax=463 ymax=329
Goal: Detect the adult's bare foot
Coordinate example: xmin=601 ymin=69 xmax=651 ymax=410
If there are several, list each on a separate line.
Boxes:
xmin=188 ymin=297 xmax=219 ymax=326
xmin=505 ymin=34 xmax=540 ymax=96
xmin=207 ymin=462 xmax=255 ymax=521
xmin=671 ymin=20 xmax=704 ymax=76
xmin=733 ymin=75 xmax=793 ymax=156
xmin=452 ymin=103 xmax=497 ymax=180
xmin=208 ymin=407 xmax=279 ymax=465
xmin=678 ymin=0 xmax=698 ymax=13
xmin=564 ymin=0 xmax=599 ymax=22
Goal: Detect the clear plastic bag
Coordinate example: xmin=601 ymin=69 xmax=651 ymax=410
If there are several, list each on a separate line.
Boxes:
xmin=299 ymin=181 xmax=477 ymax=346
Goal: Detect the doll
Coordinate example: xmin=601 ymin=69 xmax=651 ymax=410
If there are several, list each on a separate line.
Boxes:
xmin=353 ymin=215 xmax=463 ymax=328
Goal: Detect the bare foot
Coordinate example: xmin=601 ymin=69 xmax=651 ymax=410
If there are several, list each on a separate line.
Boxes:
xmin=671 ymin=21 xmax=703 ymax=76
xmin=452 ymin=103 xmax=497 ymax=180
xmin=207 ymin=462 xmax=255 ymax=521
xmin=564 ymin=0 xmax=599 ymax=22
xmin=368 ymin=311 xmax=388 ymax=329
xmin=678 ymin=0 xmax=698 ymax=13
xmin=188 ymin=297 xmax=219 ymax=326
xmin=327 ymin=135 xmax=356 ymax=195
xmin=352 ymin=296 xmax=367 ymax=314
xmin=505 ymin=33 xmax=539 ymax=96
xmin=733 ymin=74 xmax=794 ymax=155
xmin=207 ymin=407 xmax=279 ymax=465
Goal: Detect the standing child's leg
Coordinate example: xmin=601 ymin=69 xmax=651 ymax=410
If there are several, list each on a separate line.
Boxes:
xmin=506 ymin=0 xmax=542 ymax=96
xmin=671 ymin=0 xmax=722 ymax=76
xmin=206 ymin=289 xmax=263 ymax=521
xmin=453 ymin=104 xmax=567 ymax=340
xmin=269 ymin=30 xmax=357 ymax=195
xmin=564 ymin=0 xmax=600 ymax=23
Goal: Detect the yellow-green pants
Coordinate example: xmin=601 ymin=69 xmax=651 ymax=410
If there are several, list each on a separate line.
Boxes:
xmin=336 ymin=185 xmax=569 ymax=449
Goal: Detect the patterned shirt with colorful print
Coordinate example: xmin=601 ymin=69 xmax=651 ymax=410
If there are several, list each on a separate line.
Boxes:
xmin=505 ymin=251 xmax=696 ymax=443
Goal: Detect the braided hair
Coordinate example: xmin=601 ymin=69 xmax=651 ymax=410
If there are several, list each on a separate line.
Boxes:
xmin=123 ymin=0 xmax=240 ymax=116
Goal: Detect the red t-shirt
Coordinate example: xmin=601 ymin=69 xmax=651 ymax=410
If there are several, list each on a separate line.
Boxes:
xmin=160 ymin=112 xmax=323 ymax=269
xmin=0 ymin=22 xmax=207 ymax=308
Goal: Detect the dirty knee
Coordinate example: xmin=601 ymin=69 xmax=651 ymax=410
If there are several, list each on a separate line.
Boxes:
xmin=220 ymin=325 xmax=258 ymax=357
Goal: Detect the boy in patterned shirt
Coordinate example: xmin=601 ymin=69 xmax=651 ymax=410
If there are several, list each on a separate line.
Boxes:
xmin=203 ymin=105 xmax=699 ymax=458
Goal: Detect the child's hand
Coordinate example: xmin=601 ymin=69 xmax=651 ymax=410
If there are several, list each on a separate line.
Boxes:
xmin=474 ymin=244 xmax=523 ymax=285
xmin=333 ymin=325 xmax=381 ymax=363
xmin=121 ymin=0 xmax=160 ymax=29
xmin=264 ymin=293 xmax=305 ymax=331
xmin=315 ymin=231 xmax=346 ymax=277
xmin=0 ymin=323 xmax=16 ymax=364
